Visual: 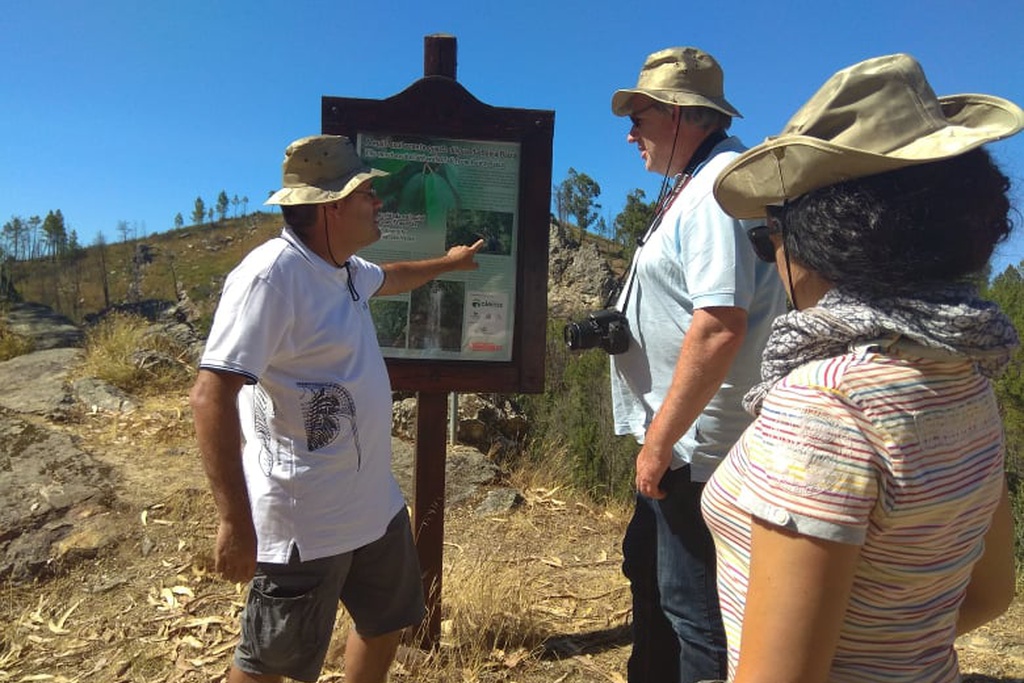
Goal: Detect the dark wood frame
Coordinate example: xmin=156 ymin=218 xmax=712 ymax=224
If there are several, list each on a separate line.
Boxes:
xmin=322 ymin=67 xmax=553 ymax=395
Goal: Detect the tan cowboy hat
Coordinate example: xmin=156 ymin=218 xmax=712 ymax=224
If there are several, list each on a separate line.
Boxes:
xmin=265 ymin=134 xmax=388 ymax=206
xmin=611 ymin=47 xmax=742 ymax=118
xmin=714 ymin=53 xmax=1024 ymax=219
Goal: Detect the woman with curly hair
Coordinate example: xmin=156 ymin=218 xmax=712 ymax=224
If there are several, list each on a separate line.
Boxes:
xmin=702 ymin=53 xmax=1023 ymax=683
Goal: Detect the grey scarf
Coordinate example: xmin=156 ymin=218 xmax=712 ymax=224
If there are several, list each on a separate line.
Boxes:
xmin=744 ymin=285 xmax=1019 ymax=415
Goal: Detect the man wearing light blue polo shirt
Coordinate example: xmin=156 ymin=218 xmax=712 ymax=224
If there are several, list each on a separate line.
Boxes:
xmin=608 ymin=47 xmax=786 ymax=683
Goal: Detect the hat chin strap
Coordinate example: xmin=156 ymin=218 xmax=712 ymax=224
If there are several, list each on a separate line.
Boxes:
xmin=777 ymin=206 xmax=799 ymax=311
xmin=322 ymin=205 xmax=345 ymax=268
xmin=322 ymin=205 xmax=361 ymax=302
xmin=783 ymin=240 xmax=799 ymax=311
xmin=652 ymin=111 xmax=685 ymax=211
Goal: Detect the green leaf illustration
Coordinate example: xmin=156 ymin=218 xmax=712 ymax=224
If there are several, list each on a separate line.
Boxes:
xmin=398 ymin=172 xmax=426 ymax=214
xmin=424 ymin=169 xmax=457 ymax=228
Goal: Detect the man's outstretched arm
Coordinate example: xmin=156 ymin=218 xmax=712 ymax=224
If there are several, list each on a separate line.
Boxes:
xmin=377 ymin=239 xmax=484 ymax=296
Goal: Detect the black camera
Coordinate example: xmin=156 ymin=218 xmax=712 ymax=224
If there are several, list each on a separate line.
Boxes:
xmin=563 ymin=309 xmax=630 ymax=355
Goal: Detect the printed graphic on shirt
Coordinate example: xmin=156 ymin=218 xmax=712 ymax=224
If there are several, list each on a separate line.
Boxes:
xmin=253 ymin=384 xmax=275 ymax=476
xmin=298 ymin=382 xmax=362 ymax=469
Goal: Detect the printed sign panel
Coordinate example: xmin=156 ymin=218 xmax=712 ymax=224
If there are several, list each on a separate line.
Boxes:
xmin=357 ymin=133 xmax=520 ymax=362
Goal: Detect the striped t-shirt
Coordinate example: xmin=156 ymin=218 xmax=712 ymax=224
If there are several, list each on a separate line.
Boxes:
xmin=702 ymin=345 xmax=1005 ymax=682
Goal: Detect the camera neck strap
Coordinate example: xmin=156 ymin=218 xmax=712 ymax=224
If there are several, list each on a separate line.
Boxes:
xmin=611 ymin=130 xmax=728 ymax=312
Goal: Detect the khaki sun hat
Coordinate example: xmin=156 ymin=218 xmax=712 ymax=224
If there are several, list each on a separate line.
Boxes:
xmin=611 ymin=46 xmax=742 ymax=118
xmin=265 ymin=134 xmax=388 ymax=206
xmin=714 ymin=53 xmax=1024 ymax=219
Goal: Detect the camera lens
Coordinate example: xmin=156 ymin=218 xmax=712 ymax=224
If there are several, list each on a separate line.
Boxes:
xmin=564 ymin=322 xmax=583 ymax=349
xmin=563 ymin=311 xmax=630 ymax=354
xmin=564 ymin=320 xmax=599 ymax=350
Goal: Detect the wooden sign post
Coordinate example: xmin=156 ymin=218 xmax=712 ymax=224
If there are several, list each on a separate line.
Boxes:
xmin=322 ymin=34 xmax=554 ymax=647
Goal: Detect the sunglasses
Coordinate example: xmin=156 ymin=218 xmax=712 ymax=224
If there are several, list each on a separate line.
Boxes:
xmin=629 ymin=104 xmax=657 ymax=129
xmin=746 ymin=217 xmax=783 ymax=263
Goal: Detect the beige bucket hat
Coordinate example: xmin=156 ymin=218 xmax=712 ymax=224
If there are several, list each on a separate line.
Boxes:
xmin=714 ymin=53 xmax=1024 ymax=219
xmin=611 ymin=46 xmax=742 ymax=118
xmin=265 ymin=135 xmax=388 ymax=206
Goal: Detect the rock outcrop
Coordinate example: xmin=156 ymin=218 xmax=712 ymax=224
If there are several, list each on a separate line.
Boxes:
xmin=547 ymin=222 xmax=621 ymax=319
xmin=0 ymin=408 xmax=115 ymax=581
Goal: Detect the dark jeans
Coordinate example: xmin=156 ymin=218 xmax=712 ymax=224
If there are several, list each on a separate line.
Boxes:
xmin=622 ymin=466 xmax=727 ymax=683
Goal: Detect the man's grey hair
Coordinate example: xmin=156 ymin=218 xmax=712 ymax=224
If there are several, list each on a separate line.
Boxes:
xmin=653 ymin=101 xmax=732 ymax=131
xmin=281 ymin=204 xmax=320 ymax=236
xmin=683 ymin=106 xmax=732 ymax=131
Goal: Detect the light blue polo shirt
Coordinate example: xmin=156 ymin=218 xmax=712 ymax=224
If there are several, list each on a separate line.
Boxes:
xmin=610 ymin=137 xmax=787 ymax=482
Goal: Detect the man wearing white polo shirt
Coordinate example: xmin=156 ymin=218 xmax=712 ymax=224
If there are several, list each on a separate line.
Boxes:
xmin=190 ymin=134 xmax=482 ymax=683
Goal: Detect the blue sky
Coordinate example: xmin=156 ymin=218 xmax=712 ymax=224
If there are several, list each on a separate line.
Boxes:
xmin=3 ymin=0 xmax=1024 ymax=271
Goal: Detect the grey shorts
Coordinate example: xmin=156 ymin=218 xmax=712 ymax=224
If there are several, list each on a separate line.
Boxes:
xmin=233 ymin=508 xmax=426 ymax=682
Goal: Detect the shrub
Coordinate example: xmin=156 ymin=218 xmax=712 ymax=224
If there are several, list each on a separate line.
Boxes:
xmin=79 ymin=312 xmax=195 ymax=394
xmin=982 ymin=271 xmax=1024 ymax=577
xmin=517 ymin=319 xmax=637 ymax=502
xmin=0 ymin=320 xmax=34 ymax=361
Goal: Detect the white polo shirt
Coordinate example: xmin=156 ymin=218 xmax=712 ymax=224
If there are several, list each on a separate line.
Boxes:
xmin=200 ymin=228 xmax=404 ymax=563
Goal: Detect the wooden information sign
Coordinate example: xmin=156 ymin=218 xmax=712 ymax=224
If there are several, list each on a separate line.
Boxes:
xmin=322 ymin=34 xmax=554 ymax=647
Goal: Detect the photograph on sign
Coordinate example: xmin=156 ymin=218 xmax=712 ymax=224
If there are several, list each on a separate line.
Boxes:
xmin=357 ymin=133 xmax=520 ymax=362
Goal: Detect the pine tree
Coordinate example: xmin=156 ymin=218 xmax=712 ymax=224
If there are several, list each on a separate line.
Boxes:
xmin=614 ymin=189 xmax=656 ymax=260
xmin=216 ymin=191 xmax=229 ymax=222
xmin=191 ymin=197 xmax=206 ymax=225
xmin=557 ymin=168 xmax=602 ymax=232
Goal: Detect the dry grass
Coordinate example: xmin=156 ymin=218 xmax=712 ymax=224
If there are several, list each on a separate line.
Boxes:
xmin=404 ymin=483 xmax=632 ymax=681
xmin=76 ymin=312 xmax=196 ymax=395
xmin=0 ymin=489 xmax=242 ymax=682
xmin=0 ymin=367 xmax=1019 ymax=682
xmin=0 ymin=319 xmax=34 ymax=361
xmin=0 ymin=474 xmax=633 ymax=683
xmin=0 ymin=398 xmax=636 ymax=683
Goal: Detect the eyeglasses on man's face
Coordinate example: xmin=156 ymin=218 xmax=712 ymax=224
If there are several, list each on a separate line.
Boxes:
xmin=746 ymin=217 xmax=783 ymax=263
xmin=629 ymin=104 xmax=657 ymax=130
xmin=349 ymin=187 xmax=378 ymax=200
